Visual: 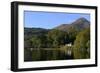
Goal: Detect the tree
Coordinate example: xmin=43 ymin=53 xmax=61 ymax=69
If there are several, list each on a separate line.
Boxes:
xmin=67 ymin=26 xmax=78 ymax=44
xmin=73 ymin=28 xmax=90 ymax=59
xmin=31 ymin=34 xmax=47 ymax=48
xmin=47 ymin=29 xmax=69 ymax=48
xmin=24 ymin=39 xmax=32 ymax=48
xmin=38 ymin=34 xmax=47 ymax=48
xmin=86 ymin=40 xmax=90 ymax=58
xmin=31 ymin=36 xmax=41 ymax=48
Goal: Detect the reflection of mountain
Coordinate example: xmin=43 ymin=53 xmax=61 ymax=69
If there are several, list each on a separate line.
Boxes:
xmin=54 ymin=17 xmax=90 ymax=31
xmin=24 ymin=18 xmax=90 ymax=39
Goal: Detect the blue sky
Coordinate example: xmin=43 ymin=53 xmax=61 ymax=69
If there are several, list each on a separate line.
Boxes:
xmin=24 ymin=11 xmax=90 ymax=29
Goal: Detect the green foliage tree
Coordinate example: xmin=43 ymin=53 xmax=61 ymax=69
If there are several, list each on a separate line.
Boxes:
xmin=73 ymin=28 xmax=90 ymax=59
xmin=47 ymin=29 xmax=69 ymax=48
xmin=31 ymin=34 xmax=47 ymax=48
xmin=24 ymin=39 xmax=32 ymax=48
xmin=86 ymin=40 xmax=90 ymax=58
xmin=67 ymin=26 xmax=78 ymax=44
xmin=31 ymin=36 xmax=41 ymax=48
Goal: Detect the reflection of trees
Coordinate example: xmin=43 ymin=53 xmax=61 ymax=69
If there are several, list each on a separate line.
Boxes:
xmin=24 ymin=48 xmax=74 ymax=61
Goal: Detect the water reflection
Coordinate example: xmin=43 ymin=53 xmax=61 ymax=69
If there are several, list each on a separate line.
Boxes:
xmin=24 ymin=48 xmax=74 ymax=62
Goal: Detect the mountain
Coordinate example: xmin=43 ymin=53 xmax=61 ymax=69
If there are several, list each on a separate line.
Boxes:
xmin=54 ymin=17 xmax=90 ymax=31
xmin=24 ymin=18 xmax=90 ymax=40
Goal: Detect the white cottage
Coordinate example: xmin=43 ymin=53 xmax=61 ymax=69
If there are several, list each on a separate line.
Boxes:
xmin=65 ymin=43 xmax=72 ymax=46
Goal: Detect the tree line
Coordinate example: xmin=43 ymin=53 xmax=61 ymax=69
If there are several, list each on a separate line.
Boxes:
xmin=24 ymin=26 xmax=78 ymax=48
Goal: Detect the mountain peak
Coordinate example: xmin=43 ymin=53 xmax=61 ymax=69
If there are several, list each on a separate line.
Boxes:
xmin=54 ymin=17 xmax=90 ymax=31
xmin=76 ymin=17 xmax=89 ymax=22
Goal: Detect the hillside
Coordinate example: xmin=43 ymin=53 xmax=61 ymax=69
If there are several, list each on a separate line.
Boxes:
xmin=24 ymin=28 xmax=49 ymax=40
xmin=54 ymin=17 xmax=90 ymax=31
